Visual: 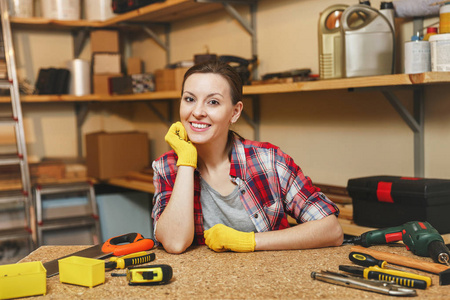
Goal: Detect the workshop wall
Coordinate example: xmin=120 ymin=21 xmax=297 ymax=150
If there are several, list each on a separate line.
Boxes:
xmin=3 ymin=0 xmax=448 ymax=187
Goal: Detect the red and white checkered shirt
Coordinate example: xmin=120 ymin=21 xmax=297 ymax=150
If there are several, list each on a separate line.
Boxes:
xmin=152 ymin=137 xmax=339 ymax=245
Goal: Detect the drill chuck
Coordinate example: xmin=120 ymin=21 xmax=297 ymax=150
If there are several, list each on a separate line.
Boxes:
xmin=428 ymin=240 xmax=450 ymax=266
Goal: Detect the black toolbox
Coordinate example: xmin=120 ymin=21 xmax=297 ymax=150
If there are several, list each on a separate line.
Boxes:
xmin=347 ymin=176 xmax=450 ymax=234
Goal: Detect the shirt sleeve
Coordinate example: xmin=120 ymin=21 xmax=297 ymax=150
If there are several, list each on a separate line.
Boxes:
xmin=275 ymin=148 xmax=339 ymax=223
xmin=151 ymin=155 xmax=177 ymax=241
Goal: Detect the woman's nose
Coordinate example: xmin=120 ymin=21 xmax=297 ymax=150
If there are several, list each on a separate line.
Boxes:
xmin=192 ymin=102 xmax=206 ymax=118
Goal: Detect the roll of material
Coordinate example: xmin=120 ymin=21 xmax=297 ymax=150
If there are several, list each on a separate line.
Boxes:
xmin=67 ymin=59 xmax=90 ymax=96
xmin=393 ymin=0 xmax=440 ymax=18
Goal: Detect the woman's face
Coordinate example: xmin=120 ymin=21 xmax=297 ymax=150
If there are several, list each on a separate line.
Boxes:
xmin=180 ymin=73 xmax=242 ymax=146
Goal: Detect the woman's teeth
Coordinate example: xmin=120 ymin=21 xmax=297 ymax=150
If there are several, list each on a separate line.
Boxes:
xmin=192 ymin=123 xmax=209 ymax=129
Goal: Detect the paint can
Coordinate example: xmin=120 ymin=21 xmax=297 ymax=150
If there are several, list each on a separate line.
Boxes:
xmin=404 ymin=35 xmax=431 ymax=74
xmin=429 ymin=33 xmax=450 ymax=71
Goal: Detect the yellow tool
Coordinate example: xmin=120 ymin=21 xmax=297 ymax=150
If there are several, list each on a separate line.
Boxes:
xmin=112 ymin=264 xmax=173 ymax=285
xmin=105 ymin=251 xmax=155 ymax=270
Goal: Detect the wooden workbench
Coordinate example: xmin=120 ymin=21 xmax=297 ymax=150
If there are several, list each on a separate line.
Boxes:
xmin=19 ymin=244 xmax=450 ymax=299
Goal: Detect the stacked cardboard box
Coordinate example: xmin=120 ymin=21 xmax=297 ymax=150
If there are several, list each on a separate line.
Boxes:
xmin=155 ymin=67 xmax=189 ymax=91
xmin=91 ymin=30 xmax=122 ymax=95
xmin=85 ymin=131 xmax=149 ymax=180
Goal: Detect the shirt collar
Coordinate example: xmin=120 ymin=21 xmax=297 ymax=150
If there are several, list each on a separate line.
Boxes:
xmin=229 ymin=136 xmax=246 ymax=180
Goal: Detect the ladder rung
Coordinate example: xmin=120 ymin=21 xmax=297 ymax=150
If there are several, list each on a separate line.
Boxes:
xmin=0 ymin=116 xmax=16 ymax=125
xmin=0 ymin=79 xmax=11 ymax=89
xmin=38 ymin=216 xmax=97 ymax=231
xmin=37 ymin=182 xmax=92 ymax=195
xmin=0 ymin=189 xmax=27 ymax=203
xmin=0 ymin=227 xmax=32 ymax=241
xmin=0 ymin=153 xmax=21 ymax=165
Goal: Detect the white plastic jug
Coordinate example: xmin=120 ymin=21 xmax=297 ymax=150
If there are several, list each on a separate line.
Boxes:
xmin=341 ymin=4 xmax=395 ymax=78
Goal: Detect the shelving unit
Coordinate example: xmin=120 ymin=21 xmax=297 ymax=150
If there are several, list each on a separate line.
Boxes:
xmin=3 ymin=0 xmax=450 ymax=241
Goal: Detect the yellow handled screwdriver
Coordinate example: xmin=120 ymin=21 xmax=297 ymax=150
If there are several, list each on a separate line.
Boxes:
xmin=349 ymin=252 xmax=406 ymax=271
xmin=339 ymin=265 xmax=432 ymax=289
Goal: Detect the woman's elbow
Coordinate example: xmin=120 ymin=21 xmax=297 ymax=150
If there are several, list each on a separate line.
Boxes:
xmin=161 ymin=241 xmax=190 ymax=254
xmin=328 ymin=216 xmax=344 ymax=246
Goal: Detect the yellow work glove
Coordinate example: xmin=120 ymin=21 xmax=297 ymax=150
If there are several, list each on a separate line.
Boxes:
xmin=165 ymin=122 xmax=197 ymax=168
xmin=204 ymin=224 xmax=256 ymax=253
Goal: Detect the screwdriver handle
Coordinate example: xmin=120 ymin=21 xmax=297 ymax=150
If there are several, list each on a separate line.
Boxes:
xmin=366 ymin=268 xmax=429 ymax=290
xmin=349 ymin=252 xmax=387 ymax=268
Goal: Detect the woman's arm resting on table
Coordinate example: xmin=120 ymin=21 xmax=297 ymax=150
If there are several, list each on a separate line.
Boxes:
xmin=254 ymin=214 xmax=343 ymax=251
xmin=155 ymin=166 xmax=196 ymax=254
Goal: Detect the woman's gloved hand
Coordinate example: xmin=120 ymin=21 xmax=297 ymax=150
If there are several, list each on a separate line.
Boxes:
xmin=204 ymin=224 xmax=256 ymax=252
xmin=165 ymin=122 xmax=197 ymax=168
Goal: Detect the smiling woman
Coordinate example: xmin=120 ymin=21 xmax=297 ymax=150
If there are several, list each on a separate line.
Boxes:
xmin=151 ymin=60 xmax=343 ymax=254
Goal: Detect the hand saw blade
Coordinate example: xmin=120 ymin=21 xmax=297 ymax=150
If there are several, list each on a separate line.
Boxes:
xmin=43 ymin=244 xmax=111 ymax=278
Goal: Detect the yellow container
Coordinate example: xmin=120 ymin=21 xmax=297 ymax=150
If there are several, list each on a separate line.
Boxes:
xmin=440 ymin=3 xmax=450 ymax=34
xmin=0 ymin=261 xmax=46 ymax=300
xmin=59 ymin=256 xmax=105 ymax=288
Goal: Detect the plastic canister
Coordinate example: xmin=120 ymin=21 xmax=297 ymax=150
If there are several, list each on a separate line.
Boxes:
xmin=85 ymin=0 xmax=117 ymax=21
xmin=429 ymin=33 xmax=450 ymax=71
xmin=440 ymin=2 xmax=450 ymax=34
xmin=341 ymin=4 xmax=395 ymax=77
xmin=8 ymin=0 xmax=34 ymax=17
xmin=404 ymin=35 xmax=431 ymax=74
xmin=41 ymin=0 xmax=80 ymax=20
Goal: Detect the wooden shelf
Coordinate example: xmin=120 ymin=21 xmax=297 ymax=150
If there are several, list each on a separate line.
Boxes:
xmin=3 ymin=72 xmax=450 ymax=104
xmin=10 ymin=0 xmax=223 ymax=30
xmin=244 ymin=72 xmax=450 ymax=95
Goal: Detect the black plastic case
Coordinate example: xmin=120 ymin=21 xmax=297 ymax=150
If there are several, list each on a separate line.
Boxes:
xmin=347 ymin=176 xmax=450 ymax=234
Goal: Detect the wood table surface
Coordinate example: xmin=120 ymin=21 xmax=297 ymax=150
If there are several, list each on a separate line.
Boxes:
xmin=19 ymin=244 xmax=450 ymax=299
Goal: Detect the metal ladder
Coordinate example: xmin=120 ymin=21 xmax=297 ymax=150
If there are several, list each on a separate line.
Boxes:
xmin=0 ymin=0 xmax=34 ymax=250
xmin=34 ymin=181 xmax=101 ymax=246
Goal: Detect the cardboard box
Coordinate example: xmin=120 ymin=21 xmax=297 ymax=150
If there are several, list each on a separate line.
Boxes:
xmin=93 ymin=53 xmax=121 ymax=74
xmin=90 ymin=30 xmax=119 ymax=53
xmin=85 ymin=131 xmax=149 ymax=180
xmin=93 ymin=73 xmax=122 ymax=95
xmin=155 ymin=67 xmax=189 ymax=91
xmin=127 ymin=57 xmax=143 ymax=75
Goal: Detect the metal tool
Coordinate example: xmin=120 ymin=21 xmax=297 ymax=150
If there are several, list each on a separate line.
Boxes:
xmin=105 ymin=251 xmax=155 ymax=271
xmin=112 ymin=264 xmax=173 ymax=285
xmin=339 ymin=265 xmax=431 ymax=289
xmin=346 ymin=221 xmax=450 ymax=265
xmin=311 ymin=271 xmax=417 ymax=296
xmin=349 ymin=251 xmax=406 ymax=272
xmin=43 ymin=233 xmax=154 ymax=277
xmin=351 ymin=245 xmax=450 ymax=286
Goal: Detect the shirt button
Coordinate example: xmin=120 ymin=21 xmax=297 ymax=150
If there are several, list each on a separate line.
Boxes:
xmin=254 ymin=213 xmax=258 ymax=219
xmin=240 ymin=190 xmax=246 ymax=194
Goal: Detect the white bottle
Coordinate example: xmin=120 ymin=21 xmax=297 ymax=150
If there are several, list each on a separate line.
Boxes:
xmin=404 ymin=34 xmax=431 ymax=74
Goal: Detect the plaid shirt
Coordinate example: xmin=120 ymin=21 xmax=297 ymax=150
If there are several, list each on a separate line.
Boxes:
xmin=152 ymin=137 xmax=339 ymax=245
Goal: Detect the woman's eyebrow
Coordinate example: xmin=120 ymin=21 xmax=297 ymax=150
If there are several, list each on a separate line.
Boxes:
xmin=183 ymin=91 xmax=224 ymax=98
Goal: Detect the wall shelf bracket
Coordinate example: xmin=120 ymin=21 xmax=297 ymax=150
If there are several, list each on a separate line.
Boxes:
xmin=140 ymin=23 xmax=171 ymax=65
xmin=381 ymin=88 xmax=425 ymax=177
xmin=240 ymin=95 xmax=260 ymax=141
xmin=146 ymin=101 xmax=174 ymax=127
xmin=75 ymin=103 xmax=89 ymax=159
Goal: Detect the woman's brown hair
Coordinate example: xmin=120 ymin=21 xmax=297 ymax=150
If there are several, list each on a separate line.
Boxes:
xmin=181 ymin=60 xmax=244 ymax=152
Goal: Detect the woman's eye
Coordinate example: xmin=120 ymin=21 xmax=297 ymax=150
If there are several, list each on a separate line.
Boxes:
xmin=184 ymin=96 xmax=194 ymax=102
xmin=209 ymin=99 xmax=219 ymax=105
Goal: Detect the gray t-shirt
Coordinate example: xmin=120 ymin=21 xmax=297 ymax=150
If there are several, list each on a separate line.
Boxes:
xmin=200 ymin=178 xmax=256 ymax=232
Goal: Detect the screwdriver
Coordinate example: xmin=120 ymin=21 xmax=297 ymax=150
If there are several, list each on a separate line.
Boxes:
xmin=349 ymin=251 xmax=405 ymax=272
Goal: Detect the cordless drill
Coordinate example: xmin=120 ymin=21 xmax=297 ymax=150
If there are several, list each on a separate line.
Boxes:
xmin=349 ymin=221 xmax=450 ymax=266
